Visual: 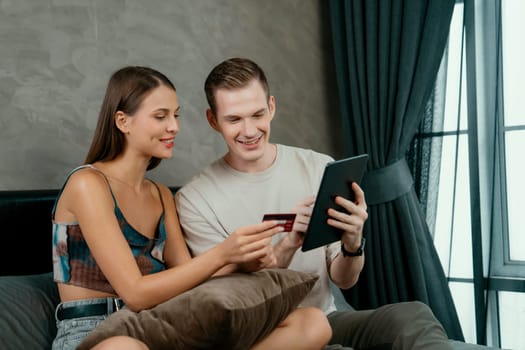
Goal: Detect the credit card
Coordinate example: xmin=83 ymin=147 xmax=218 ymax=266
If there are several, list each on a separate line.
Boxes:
xmin=262 ymin=213 xmax=297 ymax=232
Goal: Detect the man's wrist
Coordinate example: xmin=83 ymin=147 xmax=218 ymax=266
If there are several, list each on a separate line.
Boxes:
xmin=274 ymin=235 xmax=301 ymax=268
xmin=280 ymin=233 xmax=302 ymax=250
xmin=341 ymin=237 xmax=366 ymax=257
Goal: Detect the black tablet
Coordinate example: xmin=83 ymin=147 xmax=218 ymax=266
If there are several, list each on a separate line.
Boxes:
xmin=301 ymin=154 xmax=369 ymax=252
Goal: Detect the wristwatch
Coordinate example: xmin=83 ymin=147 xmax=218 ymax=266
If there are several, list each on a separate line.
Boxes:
xmin=341 ymin=237 xmax=366 ymax=257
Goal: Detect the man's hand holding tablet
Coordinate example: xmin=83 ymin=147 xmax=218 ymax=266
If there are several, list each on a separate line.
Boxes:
xmin=302 ymin=154 xmax=369 ymax=252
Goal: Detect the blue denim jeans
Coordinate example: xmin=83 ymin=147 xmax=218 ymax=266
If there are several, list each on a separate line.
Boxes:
xmin=51 ymin=298 xmax=117 ymax=350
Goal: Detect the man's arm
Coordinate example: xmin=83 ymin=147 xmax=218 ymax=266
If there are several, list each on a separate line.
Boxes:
xmin=329 ymin=246 xmax=365 ymax=289
xmin=327 ymin=182 xmax=368 ymax=289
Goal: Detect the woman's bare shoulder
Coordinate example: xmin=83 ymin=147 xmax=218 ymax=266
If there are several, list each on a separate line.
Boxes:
xmin=65 ymin=166 xmax=108 ymax=193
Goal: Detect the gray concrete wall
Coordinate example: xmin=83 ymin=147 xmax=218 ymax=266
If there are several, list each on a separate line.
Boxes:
xmin=0 ymin=0 xmax=343 ymax=190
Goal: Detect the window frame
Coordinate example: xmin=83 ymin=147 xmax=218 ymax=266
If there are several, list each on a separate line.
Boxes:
xmin=490 ymin=0 xmax=525 ymax=276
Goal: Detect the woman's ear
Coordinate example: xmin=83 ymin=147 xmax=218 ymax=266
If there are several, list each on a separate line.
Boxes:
xmin=206 ymin=109 xmax=220 ymax=132
xmin=115 ymin=111 xmax=129 ymax=134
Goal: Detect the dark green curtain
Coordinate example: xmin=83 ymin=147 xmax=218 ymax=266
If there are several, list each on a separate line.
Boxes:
xmin=329 ymin=0 xmax=464 ymax=341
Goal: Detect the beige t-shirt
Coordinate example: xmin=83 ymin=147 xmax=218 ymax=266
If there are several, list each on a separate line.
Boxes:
xmin=175 ymin=144 xmax=340 ymax=314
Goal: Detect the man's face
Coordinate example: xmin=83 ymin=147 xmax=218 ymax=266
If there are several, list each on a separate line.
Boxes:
xmin=207 ymin=79 xmax=275 ymax=172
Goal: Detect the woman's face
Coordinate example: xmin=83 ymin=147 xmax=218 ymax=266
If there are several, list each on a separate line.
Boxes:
xmin=120 ymin=85 xmax=180 ymax=160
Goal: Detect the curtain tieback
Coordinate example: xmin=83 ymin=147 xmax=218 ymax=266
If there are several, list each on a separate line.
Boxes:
xmin=360 ymin=158 xmax=414 ymax=206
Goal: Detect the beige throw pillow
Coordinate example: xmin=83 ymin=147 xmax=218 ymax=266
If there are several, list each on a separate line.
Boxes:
xmin=78 ymin=269 xmax=319 ymax=350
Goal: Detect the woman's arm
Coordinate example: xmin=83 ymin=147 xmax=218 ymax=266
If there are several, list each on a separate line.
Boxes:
xmin=62 ymin=173 xmax=281 ymax=311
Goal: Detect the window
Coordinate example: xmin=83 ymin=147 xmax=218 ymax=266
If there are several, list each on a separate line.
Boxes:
xmin=410 ymin=0 xmax=525 ymax=348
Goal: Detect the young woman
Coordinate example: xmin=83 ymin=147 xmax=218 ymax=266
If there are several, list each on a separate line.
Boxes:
xmin=51 ymin=66 xmax=331 ymax=350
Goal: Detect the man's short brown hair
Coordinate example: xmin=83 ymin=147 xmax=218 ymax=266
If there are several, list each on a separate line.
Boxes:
xmin=204 ymin=57 xmax=270 ymax=114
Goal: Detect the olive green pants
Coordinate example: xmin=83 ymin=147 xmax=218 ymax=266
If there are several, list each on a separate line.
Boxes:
xmin=326 ymin=301 xmax=452 ymax=350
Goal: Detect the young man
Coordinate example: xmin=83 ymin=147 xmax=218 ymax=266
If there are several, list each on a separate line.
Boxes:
xmin=175 ymin=57 xmax=452 ymax=350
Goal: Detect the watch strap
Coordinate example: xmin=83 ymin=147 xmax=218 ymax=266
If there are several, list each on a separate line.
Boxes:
xmin=341 ymin=237 xmax=366 ymax=257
